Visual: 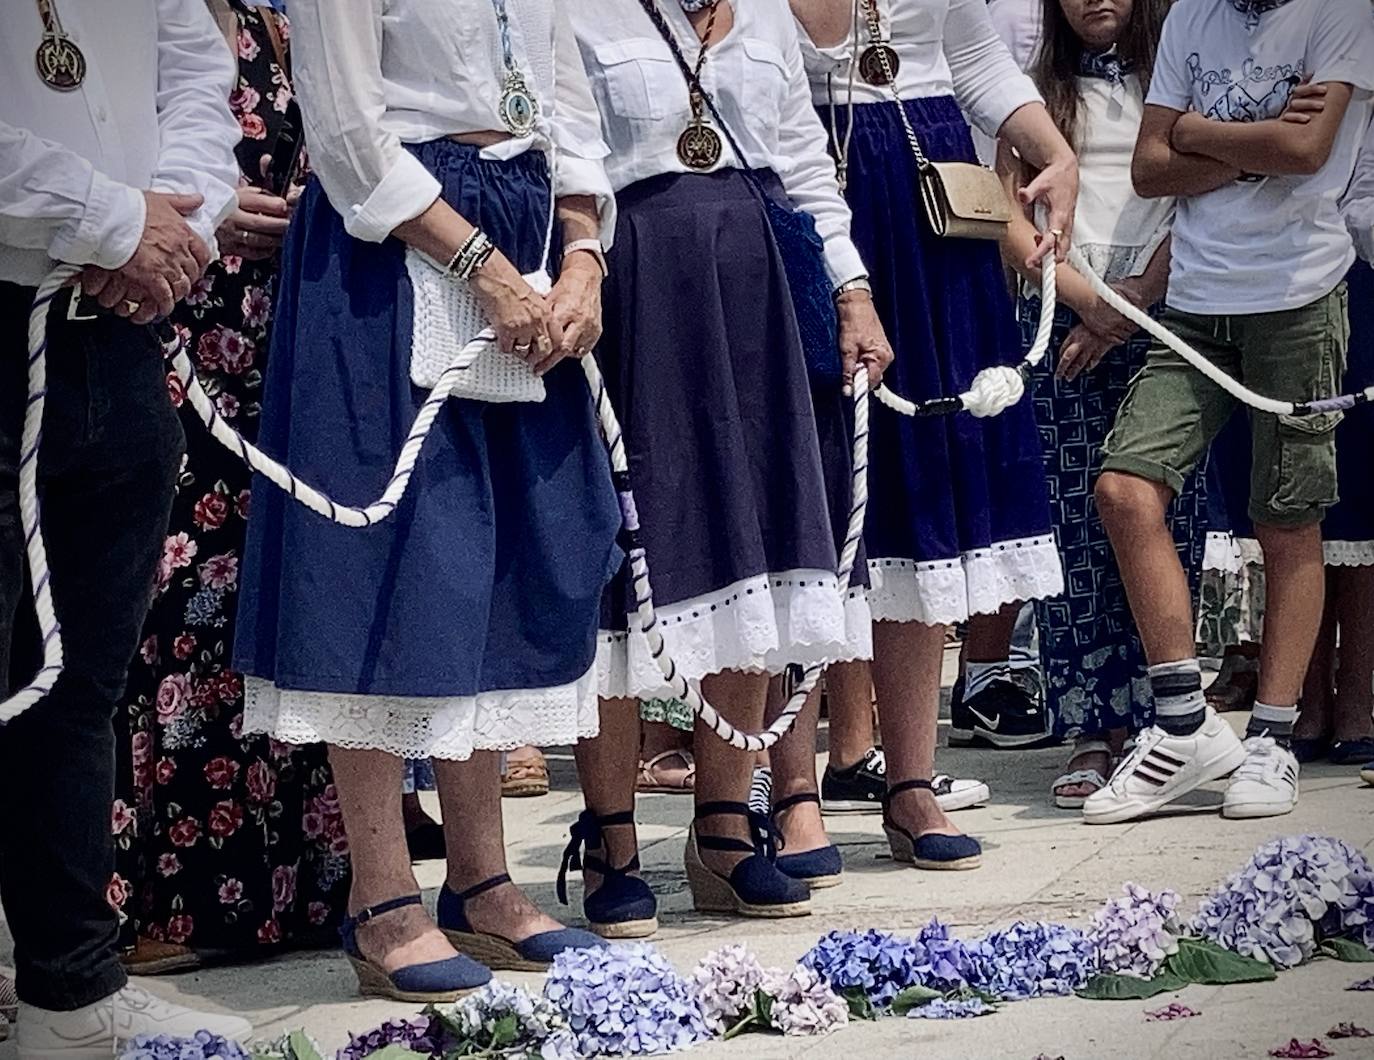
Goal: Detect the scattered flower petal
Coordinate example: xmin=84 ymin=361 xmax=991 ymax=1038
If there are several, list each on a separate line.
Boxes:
xmin=1268 ymin=1040 xmax=1334 ymax=1059
xmin=1327 ymin=1023 xmax=1372 ymax=1039
xmin=1145 ymin=1003 xmax=1199 ymax=1022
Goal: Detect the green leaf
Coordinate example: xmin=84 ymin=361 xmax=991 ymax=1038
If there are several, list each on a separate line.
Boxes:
xmin=489 ymin=1014 xmax=520 ymax=1048
xmin=753 ymin=989 xmax=776 ymax=1027
xmin=287 ymin=1031 xmax=325 ymax=1060
xmin=1075 ymin=971 xmax=1188 ymax=1001
xmin=1166 ymin=937 xmax=1276 ymax=985
xmin=841 ymin=988 xmax=876 ymax=1021
xmin=1321 ymin=938 xmax=1374 ymax=962
xmin=365 ymin=1047 xmax=426 ymax=1060
xmin=890 ymin=985 xmax=943 ymax=1016
xmin=722 ymin=1013 xmax=761 ymax=1042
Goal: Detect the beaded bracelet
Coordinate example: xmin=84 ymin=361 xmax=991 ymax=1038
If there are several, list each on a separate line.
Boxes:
xmin=445 ymin=229 xmax=496 ymax=281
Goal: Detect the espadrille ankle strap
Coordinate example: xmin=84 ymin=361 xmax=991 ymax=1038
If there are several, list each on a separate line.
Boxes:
xmin=557 ymin=809 xmax=642 ymax=905
xmin=883 ymin=778 xmax=934 ymax=808
xmin=772 ymin=791 xmax=820 ymax=815
xmin=455 ymin=873 xmax=512 ymax=903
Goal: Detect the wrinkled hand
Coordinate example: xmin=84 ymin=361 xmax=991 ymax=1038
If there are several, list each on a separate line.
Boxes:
xmin=1019 ymin=155 xmax=1078 ymax=265
xmin=836 ymin=291 xmax=894 ymax=391
xmin=80 ymin=191 xmax=211 ymax=324
xmin=469 ymin=252 xmax=562 ymax=363
xmin=1057 ymin=323 xmax=1114 ymax=381
xmin=541 ymin=254 xmax=603 ymax=375
xmin=218 ymin=186 xmax=292 ymax=261
xmin=1280 ymin=77 xmax=1327 ymax=125
xmin=1078 ymin=294 xmax=1136 ymax=346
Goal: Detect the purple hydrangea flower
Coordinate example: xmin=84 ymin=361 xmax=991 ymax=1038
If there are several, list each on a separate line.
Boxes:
xmin=905 ymin=996 xmax=992 ymax=1020
xmin=965 ymin=921 xmax=1097 ymax=1000
xmin=121 ymin=1033 xmax=249 ymax=1060
xmin=762 ymin=966 xmax=849 ymax=1037
xmin=801 ymin=930 xmax=927 ymax=1008
xmin=543 ymin=944 xmax=709 ymax=1056
xmin=337 ymin=1018 xmax=436 ymax=1060
xmin=1089 ymin=883 xmax=1183 ymax=979
xmin=688 ymin=945 xmax=768 ymax=1034
xmin=1192 ymin=835 xmax=1374 ymax=969
xmin=909 ymin=919 xmax=977 ymax=992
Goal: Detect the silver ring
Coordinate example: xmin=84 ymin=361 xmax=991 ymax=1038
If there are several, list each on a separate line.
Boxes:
xmin=514 ymin=342 xmax=532 ymax=355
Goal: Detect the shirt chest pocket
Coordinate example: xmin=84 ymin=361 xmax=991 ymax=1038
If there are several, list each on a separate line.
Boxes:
xmin=593 ymin=38 xmax=683 ymax=121
xmin=738 ymin=38 xmax=790 ymax=130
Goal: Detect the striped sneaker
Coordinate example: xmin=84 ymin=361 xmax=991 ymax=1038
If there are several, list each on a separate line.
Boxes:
xmin=1083 ymin=709 xmax=1246 ymax=825
xmin=1222 ymin=736 xmax=1299 ymax=819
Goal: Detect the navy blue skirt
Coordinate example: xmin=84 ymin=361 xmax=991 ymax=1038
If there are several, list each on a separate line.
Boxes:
xmin=823 ymin=96 xmax=1061 ymax=623
xmin=234 ymin=143 xmax=620 ymax=752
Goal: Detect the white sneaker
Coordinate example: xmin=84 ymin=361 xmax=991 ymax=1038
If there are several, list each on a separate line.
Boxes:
xmin=932 ymin=774 xmax=991 ymax=812
xmin=1223 ymin=736 xmax=1299 ymax=819
xmin=17 ymin=985 xmax=252 ymax=1060
xmin=1083 ymin=709 xmax=1246 ymax=825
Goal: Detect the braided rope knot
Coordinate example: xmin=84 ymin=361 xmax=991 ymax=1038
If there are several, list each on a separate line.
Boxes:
xmin=961 ymin=365 xmax=1025 ymax=418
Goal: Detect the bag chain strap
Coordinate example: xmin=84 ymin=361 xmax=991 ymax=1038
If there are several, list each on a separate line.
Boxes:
xmin=861 ymin=0 xmax=930 ymax=170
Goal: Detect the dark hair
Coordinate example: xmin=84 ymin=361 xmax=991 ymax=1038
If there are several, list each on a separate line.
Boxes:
xmin=1032 ymin=0 xmax=1171 ymax=151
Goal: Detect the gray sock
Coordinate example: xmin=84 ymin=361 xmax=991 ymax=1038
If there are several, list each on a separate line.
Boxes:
xmin=1150 ymin=659 xmax=1206 ymax=736
xmin=1247 ymin=701 xmax=1297 ymax=747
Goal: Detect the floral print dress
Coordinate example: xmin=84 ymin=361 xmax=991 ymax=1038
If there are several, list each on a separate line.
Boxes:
xmin=110 ymin=1 xmax=349 ymax=954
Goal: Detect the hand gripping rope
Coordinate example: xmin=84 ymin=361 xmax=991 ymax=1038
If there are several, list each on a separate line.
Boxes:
xmin=4 ymin=263 xmax=870 ymax=754
xmin=871 ymin=242 xmax=1059 ymax=419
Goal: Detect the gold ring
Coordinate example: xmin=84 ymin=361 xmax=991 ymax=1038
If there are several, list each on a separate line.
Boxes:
xmin=124 ymin=300 xmax=141 ymax=313
xmin=1049 ymin=228 xmax=1064 ymax=237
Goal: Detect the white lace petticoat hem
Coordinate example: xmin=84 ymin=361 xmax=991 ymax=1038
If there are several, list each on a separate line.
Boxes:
xmin=242 ymin=667 xmax=601 ymax=761
xmin=597 ymin=568 xmax=872 ymax=700
xmin=1202 ymin=532 xmax=1374 ymax=571
xmin=865 ymin=533 xmax=1065 ymax=625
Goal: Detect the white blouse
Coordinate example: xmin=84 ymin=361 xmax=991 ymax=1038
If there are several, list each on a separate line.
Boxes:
xmin=287 ymin=0 xmax=616 ymax=244
xmin=568 ymin=0 xmax=867 ymax=286
xmin=798 ymin=0 xmax=1041 ymax=139
xmin=1068 ymin=74 xmax=1175 ymax=284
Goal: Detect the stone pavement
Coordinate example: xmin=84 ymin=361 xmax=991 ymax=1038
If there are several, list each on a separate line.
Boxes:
xmin=3 ymin=658 xmax=1372 ymax=1060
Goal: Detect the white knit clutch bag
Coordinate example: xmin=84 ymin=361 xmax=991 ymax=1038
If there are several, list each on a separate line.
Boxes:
xmin=406 ymin=249 xmax=549 ymax=402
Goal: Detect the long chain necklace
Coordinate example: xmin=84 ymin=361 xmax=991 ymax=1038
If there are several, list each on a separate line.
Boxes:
xmin=489 ymin=0 xmax=539 ymax=136
xmin=675 ymin=1 xmax=723 ymax=170
xmin=34 ymin=0 xmax=86 ymax=91
xmin=858 ymin=0 xmax=899 ymax=87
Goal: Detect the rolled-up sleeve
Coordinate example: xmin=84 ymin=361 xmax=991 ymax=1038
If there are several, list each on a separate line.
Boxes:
xmin=774 ymin=25 xmax=867 ymax=286
xmin=551 ymin=6 xmax=618 ymax=247
xmin=1343 ymin=125 xmax=1374 ymax=264
xmin=0 ymin=121 xmax=146 ymax=269
xmin=944 ymin=0 xmax=1042 ymax=139
xmin=151 ymin=0 xmax=243 ymax=250
xmin=288 ymin=0 xmax=442 ymax=242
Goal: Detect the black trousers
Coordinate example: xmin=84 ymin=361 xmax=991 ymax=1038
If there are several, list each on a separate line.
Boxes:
xmin=0 ymin=282 xmax=183 ymax=1010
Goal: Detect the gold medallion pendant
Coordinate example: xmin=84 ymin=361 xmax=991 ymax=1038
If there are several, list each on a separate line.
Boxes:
xmin=858 ymin=43 xmax=900 ymax=86
xmin=36 ymin=32 xmax=85 ymax=90
xmin=677 ymin=120 xmax=723 ymax=170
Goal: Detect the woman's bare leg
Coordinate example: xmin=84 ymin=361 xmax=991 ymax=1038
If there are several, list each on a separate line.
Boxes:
xmin=694 ymin=670 xmax=770 ymax=874
xmin=572 ymin=697 xmax=644 ymax=893
xmin=766 ymin=678 xmax=830 ymax=853
xmin=329 ymin=746 xmax=457 ymax=971
xmin=434 ymin=751 xmax=564 ymax=940
xmin=1332 ymin=566 xmax=1374 ymax=742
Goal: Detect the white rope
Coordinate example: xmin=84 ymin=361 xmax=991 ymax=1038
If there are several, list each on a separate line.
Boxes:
xmin=873 ymin=245 xmax=1058 ymax=419
xmin=4 ymin=265 xmax=869 ymax=753
xmin=1068 ymin=246 xmax=1374 ymax=417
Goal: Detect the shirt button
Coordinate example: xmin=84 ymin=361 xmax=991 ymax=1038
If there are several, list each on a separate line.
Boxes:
xmin=95 ymin=107 xmax=109 ymax=122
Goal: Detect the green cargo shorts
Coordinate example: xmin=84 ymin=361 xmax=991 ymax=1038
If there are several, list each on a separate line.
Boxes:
xmin=1101 ymin=284 xmax=1349 ymax=528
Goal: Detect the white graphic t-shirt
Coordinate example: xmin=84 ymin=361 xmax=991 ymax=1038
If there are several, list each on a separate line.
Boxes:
xmin=1147 ymin=0 xmax=1374 ymax=314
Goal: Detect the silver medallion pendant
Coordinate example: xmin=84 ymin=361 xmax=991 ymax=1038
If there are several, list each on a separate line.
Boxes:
xmin=36 ymin=32 xmax=85 ymax=90
xmin=499 ymin=75 xmax=539 ymax=137
xmin=677 ymin=121 xmax=722 ymax=170
xmin=858 ymin=43 xmax=900 ymax=86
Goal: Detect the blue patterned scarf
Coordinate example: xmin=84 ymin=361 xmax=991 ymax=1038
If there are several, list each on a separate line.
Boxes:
xmin=1227 ymin=0 xmax=1296 ymax=31
xmin=1077 ymin=49 xmax=1134 ymax=85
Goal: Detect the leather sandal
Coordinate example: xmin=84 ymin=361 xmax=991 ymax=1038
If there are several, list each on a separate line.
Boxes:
xmin=883 ymin=779 xmax=982 ymax=871
xmin=438 ymin=874 xmax=605 ymax=971
xmin=339 ymin=895 xmax=490 ymax=1002
xmin=558 ymin=810 xmax=659 ymax=939
xmin=637 ymin=749 xmax=696 ymax=793
xmin=771 ymin=793 xmax=843 ymax=889
xmin=684 ymin=801 xmax=811 ymax=918
xmin=501 ymin=749 xmax=550 ymax=798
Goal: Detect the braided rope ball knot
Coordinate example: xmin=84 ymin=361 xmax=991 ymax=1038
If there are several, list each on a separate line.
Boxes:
xmin=961 ymin=365 xmax=1025 ymax=418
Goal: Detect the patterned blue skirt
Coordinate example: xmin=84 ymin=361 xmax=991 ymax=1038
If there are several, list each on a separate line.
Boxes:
xmin=234 ymin=142 xmax=621 ymax=759
xmin=824 ymin=96 xmax=1062 ymax=624
xmin=1024 ymin=301 xmax=1209 ymax=739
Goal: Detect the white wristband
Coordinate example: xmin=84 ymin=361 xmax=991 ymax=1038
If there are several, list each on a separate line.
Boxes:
xmin=562 ymin=238 xmax=608 ymax=278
